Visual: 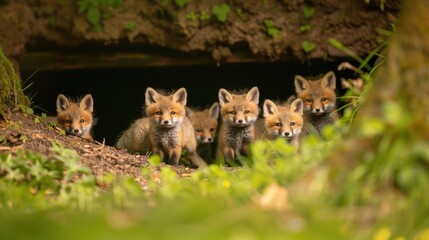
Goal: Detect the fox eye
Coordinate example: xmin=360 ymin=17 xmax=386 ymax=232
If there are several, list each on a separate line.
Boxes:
xmin=244 ymin=110 xmax=250 ymax=114
xmin=321 ymin=98 xmax=327 ymax=102
xmin=65 ymin=120 xmax=72 ymax=124
xmin=210 ymin=128 xmax=215 ymax=132
xmin=306 ymin=99 xmax=313 ymax=103
xmin=171 ymin=111 xmax=176 ymax=115
xmin=290 ymin=122 xmax=295 ymax=126
xmin=196 ymin=128 xmax=202 ymax=132
xmin=229 ymin=111 xmax=236 ymax=115
xmin=80 ymin=119 xmax=85 ymax=123
xmin=156 ymin=111 xmax=162 ymax=115
xmin=275 ymin=122 xmax=282 ymax=127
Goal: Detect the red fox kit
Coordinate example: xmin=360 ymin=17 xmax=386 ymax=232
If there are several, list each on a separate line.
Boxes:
xmin=262 ymin=98 xmax=304 ymax=148
xmin=187 ymin=103 xmax=220 ymax=163
xmin=56 ymin=94 xmax=94 ymax=141
xmin=115 ymin=117 xmax=152 ymax=154
xmin=145 ymin=87 xmax=206 ymax=167
xmin=294 ymin=71 xmax=339 ymax=133
xmin=217 ymin=87 xmax=260 ymax=162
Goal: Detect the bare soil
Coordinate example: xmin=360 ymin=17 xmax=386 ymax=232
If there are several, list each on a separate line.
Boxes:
xmin=0 ymin=0 xmax=400 ymax=61
xmin=0 ymin=111 xmax=196 ymax=188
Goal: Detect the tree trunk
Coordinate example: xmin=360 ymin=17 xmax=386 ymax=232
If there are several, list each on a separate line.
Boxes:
xmin=328 ymin=0 xmax=429 ymax=185
xmin=0 ymin=45 xmax=30 ymax=115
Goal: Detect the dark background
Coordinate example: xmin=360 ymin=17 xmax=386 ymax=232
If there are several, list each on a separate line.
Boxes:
xmin=21 ymin=58 xmax=356 ymax=146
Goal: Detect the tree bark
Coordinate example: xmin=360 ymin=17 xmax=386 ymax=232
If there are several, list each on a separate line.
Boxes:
xmin=0 ymin=45 xmax=30 ymax=115
xmin=328 ymin=0 xmax=429 ymax=184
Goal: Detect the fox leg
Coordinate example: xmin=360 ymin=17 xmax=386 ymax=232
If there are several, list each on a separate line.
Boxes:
xmin=223 ymin=146 xmax=235 ymax=162
xmin=168 ymin=147 xmax=182 ymax=165
xmin=240 ymin=143 xmax=250 ymax=156
xmin=187 ymin=150 xmax=207 ymax=168
xmin=152 ymin=145 xmax=168 ymax=163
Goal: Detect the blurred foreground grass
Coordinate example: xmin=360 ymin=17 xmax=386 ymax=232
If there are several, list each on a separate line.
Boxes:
xmin=0 ymin=118 xmax=428 ymax=240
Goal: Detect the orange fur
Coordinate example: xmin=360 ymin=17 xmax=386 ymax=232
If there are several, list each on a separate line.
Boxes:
xmin=262 ymin=98 xmax=304 ymax=148
xmin=294 ymin=71 xmax=339 ymax=133
xmin=187 ymin=103 xmax=220 ymax=163
xmin=56 ymin=94 xmax=94 ymax=141
xmin=145 ymin=87 xmax=206 ymax=167
xmin=217 ymin=87 xmax=260 ymax=163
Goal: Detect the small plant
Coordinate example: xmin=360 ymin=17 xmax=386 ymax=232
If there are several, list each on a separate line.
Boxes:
xmin=200 ymin=10 xmax=210 ymax=21
xmin=78 ymin=0 xmax=123 ymax=32
xmin=175 ymin=0 xmax=191 ymax=8
xmin=300 ymin=6 xmax=315 ymax=32
xmin=186 ymin=10 xmax=196 ymax=20
xmin=123 ymin=21 xmax=136 ymax=31
xmin=264 ymin=19 xmax=279 ymax=38
xmin=301 ymin=40 xmax=316 ymax=52
xmin=212 ymin=3 xmax=230 ymax=23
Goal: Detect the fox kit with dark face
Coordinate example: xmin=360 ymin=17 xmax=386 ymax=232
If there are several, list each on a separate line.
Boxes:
xmin=262 ymin=98 xmax=304 ymax=148
xmin=145 ymin=87 xmax=206 ymax=167
xmin=294 ymin=71 xmax=339 ymax=133
xmin=217 ymin=87 xmax=260 ymax=162
xmin=56 ymin=94 xmax=94 ymax=141
xmin=187 ymin=103 xmax=220 ymax=164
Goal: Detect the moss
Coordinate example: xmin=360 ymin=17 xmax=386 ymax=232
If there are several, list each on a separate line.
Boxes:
xmin=0 ymin=45 xmax=30 ymax=115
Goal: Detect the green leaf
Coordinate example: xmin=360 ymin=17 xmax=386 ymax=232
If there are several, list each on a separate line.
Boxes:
xmin=200 ymin=11 xmax=210 ymax=20
xmin=303 ymin=7 xmax=315 ymax=19
xmin=264 ymin=19 xmax=274 ymax=28
xmin=123 ymin=21 xmax=136 ymax=31
xmin=300 ymin=24 xmax=311 ymax=32
xmin=302 ymin=40 xmax=316 ymax=53
xmin=212 ymin=3 xmax=230 ymax=22
xmin=78 ymin=1 xmax=89 ymax=14
xmin=267 ymin=27 xmax=278 ymax=37
xmin=86 ymin=6 xmax=100 ymax=25
xmin=175 ymin=0 xmax=189 ymax=8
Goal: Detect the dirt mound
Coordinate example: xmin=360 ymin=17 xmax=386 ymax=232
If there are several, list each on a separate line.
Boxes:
xmin=0 ymin=111 xmax=195 ymax=188
xmin=0 ymin=0 xmax=400 ymax=61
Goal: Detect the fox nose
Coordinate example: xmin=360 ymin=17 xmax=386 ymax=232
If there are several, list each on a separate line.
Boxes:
xmin=237 ymin=119 xmax=244 ymax=124
xmin=73 ymin=129 xmax=79 ymax=133
xmin=284 ymin=132 xmax=290 ymax=137
xmin=207 ymin=138 xmax=213 ymax=142
xmin=163 ymin=120 xmax=170 ymax=124
xmin=315 ymin=108 xmax=321 ymax=113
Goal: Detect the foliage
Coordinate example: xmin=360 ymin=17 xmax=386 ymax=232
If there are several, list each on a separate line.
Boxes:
xmin=264 ymin=19 xmax=279 ymax=38
xmin=123 ymin=21 xmax=136 ymax=31
xmin=78 ymin=0 xmax=123 ymax=32
xmin=301 ymin=40 xmax=316 ymax=53
xmin=300 ymin=6 xmax=315 ymax=32
xmin=174 ymin=0 xmax=191 ymax=8
xmin=212 ymin=3 xmax=230 ymax=23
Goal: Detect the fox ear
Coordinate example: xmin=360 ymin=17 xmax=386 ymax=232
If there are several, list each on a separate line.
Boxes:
xmin=263 ymin=99 xmax=277 ymax=117
xmin=79 ymin=94 xmax=94 ymax=112
xmin=209 ymin=102 xmax=220 ymax=119
xmin=185 ymin=107 xmax=196 ymax=121
xmin=291 ymin=98 xmax=303 ymax=115
xmin=321 ymin=71 xmax=336 ymax=90
xmin=294 ymin=75 xmax=309 ymax=93
xmin=218 ymin=88 xmax=232 ymax=105
xmin=246 ymin=86 xmax=259 ymax=104
xmin=145 ymin=87 xmax=160 ymax=105
xmin=173 ymin=88 xmax=187 ymax=105
xmin=56 ymin=94 xmax=70 ymax=112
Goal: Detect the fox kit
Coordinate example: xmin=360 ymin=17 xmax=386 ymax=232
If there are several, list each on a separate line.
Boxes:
xmin=262 ymin=98 xmax=304 ymax=148
xmin=145 ymin=87 xmax=206 ymax=167
xmin=294 ymin=71 xmax=339 ymax=133
xmin=56 ymin=94 xmax=94 ymax=141
xmin=187 ymin=103 xmax=220 ymax=163
xmin=115 ymin=117 xmax=152 ymax=154
xmin=217 ymin=87 xmax=260 ymax=162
